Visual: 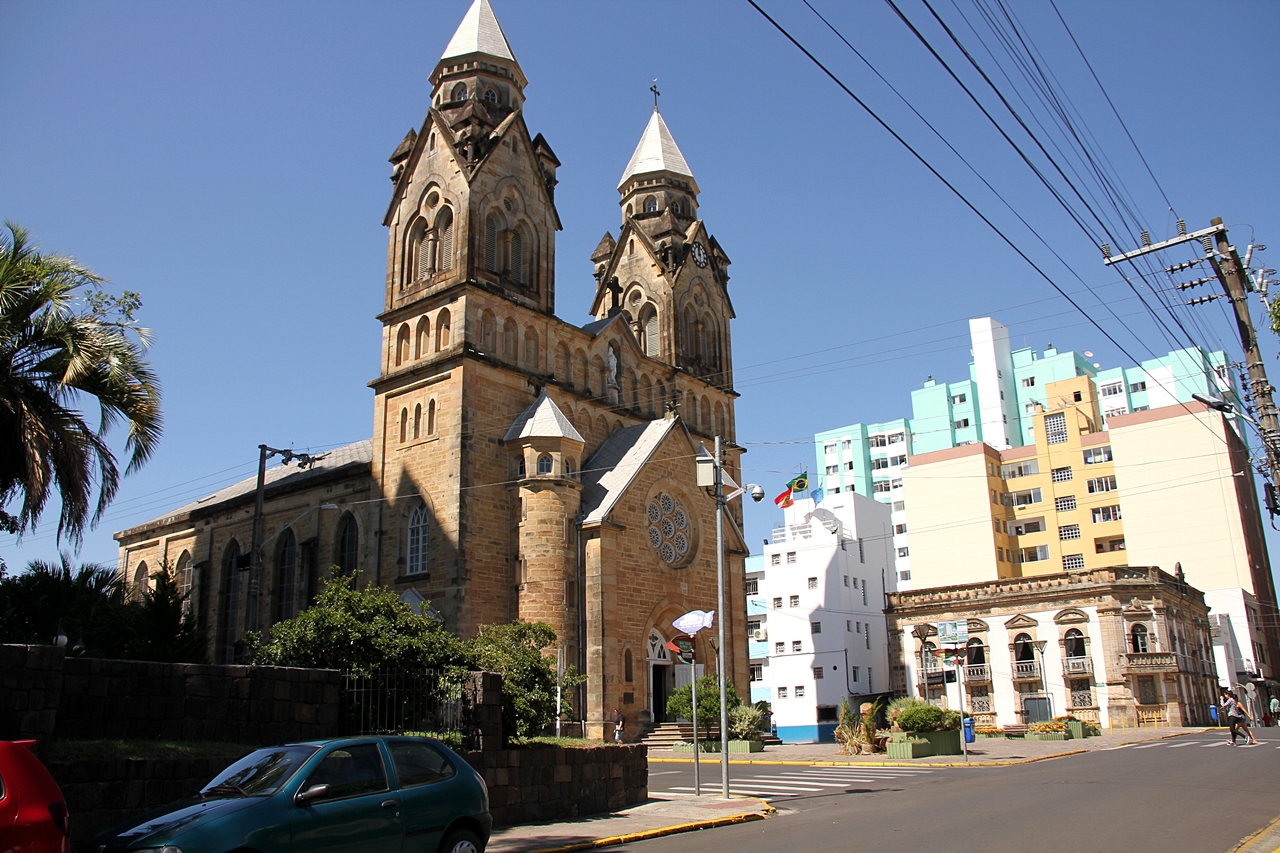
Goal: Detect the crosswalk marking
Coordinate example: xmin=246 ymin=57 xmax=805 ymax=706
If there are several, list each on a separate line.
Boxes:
xmin=658 ymin=766 xmax=940 ymax=801
xmin=1201 ymin=741 xmax=1228 ymax=747
xmin=1164 ymin=742 xmax=1199 ymax=748
xmin=1133 ymin=743 xmax=1166 ymax=749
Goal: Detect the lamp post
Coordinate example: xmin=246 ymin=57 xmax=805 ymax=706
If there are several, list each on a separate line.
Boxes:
xmin=1032 ymin=639 xmax=1051 ymax=720
xmin=912 ymin=624 xmax=932 ymax=699
xmin=697 ymin=436 xmax=762 ymax=799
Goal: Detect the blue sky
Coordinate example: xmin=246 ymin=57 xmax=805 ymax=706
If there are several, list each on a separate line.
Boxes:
xmin=2 ymin=0 xmax=1278 ymax=574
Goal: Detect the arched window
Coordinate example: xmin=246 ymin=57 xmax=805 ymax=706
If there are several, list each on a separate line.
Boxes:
xmin=452 ymin=83 xmax=467 ymax=101
xmin=436 ymin=308 xmax=451 ymax=351
xmin=966 ymin=636 xmax=986 ymax=664
xmin=219 ymin=540 xmax=241 ymax=664
xmin=399 ymin=408 xmax=408 ymax=443
xmin=1013 ymin=632 xmax=1036 ymax=662
xmin=510 ymin=229 xmax=524 ymax=284
xmin=689 ymin=395 xmax=699 ymax=428
xmin=415 ymin=317 xmax=430 ymax=358
xmin=715 ymin=402 xmax=725 ymax=437
xmin=577 ymin=350 xmax=589 ymax=391
xmin=502 ymin=321 xmax=518 ymax=360
xmin=643 ymin=196 xmax=657 ymax=213
xmin=407 ymin=219 xmax=426 ymax=282
xmin=484 ymin=216 xmax=499 ymax=272
xmin=670 ymin=201 xmax=681 ymax=215
xmin=517 ymin=456 xmax=526 ymax=477
xmin=523 ymin=327 xmax=538 ymax=367
xmin=537 ymin=454 xmax=553 ymax=475
xmin=565 ymin=457 xmax=575 ymax=477
xmin=640 ymin=306 xmax=659 ymax=357
xmin=701 ymin=395 xmax=711 ymax=430
xmin=1064 ymin=628 xmax=1086 ymax=658
xmin=427 ymin=399 xmax=436 ymax=435
xmin=395 ymin=324 xmax=411 ymax=366
xmin=275 ymin=529 xmax=297 ymax=623
xmin=624 ymin=649 xmax=634 ymax=683
xmin=483 ymin=88 xmax=498 ymax=103
xmin=641 ymin=375 xmax=654 ymax=416
xmin=413 ymin=403 xmax=422 ymax=439
xmin=176 ymin=550 xmax=193 ymax=608
xmin=407 ymin=501 xmax=429 ymax=576
xmin=435 ymin=207 xmax=454 ymax=271
xmin=626 ymin=203 xmax=633 ymax=217
xmin=555 ymin=342 xmax=570 ymax=382
xmin=1131 ymin=624 xmax=1149 ymax=653
xmin=132 ymin=561 xmax=149 ymax=600
xmin=335 ymin=514 xmax=359 ymax=576
xmin=481 ymin=310 xmax=497 ymax=352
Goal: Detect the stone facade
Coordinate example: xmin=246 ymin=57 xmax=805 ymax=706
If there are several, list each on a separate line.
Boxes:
xmin=886 ymin=566 xmax=1219 ymax=729
xmin=113 ymin=0 xmax=748 ymax=739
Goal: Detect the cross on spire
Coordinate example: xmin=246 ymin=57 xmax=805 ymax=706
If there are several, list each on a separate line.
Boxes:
xmin=651 ymin=79 xmax=660 ymax=112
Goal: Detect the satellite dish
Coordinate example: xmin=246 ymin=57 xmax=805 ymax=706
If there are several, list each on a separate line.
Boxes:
xmin=1083 ymin=351 xmax=1094 ymax=357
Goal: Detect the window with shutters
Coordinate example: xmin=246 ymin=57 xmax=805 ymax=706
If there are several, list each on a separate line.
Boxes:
xmin=407 ymin=219 xmax=426 ymax=282
xmin=413 ymin=404 xmax=421 ymax=440
xmin=510 ymin=229 xmax=524 ymax=283
xmin=641 ymin=307 xmax=659 ymax=357
xmin=436 ymin=208 xmax=454 ymax=271
xmin=484 ymin=216 xmax=499 ymax=272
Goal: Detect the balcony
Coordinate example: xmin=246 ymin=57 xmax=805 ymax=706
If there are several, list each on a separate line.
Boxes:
xmin=1062 ymin=657 xmax=1093 ymax=677
xmin=963 ymin=664 xmax=991 ymax=683
xmin=1011 ymin=660 xmax=1042 ymax=681
xmin=1124 ymin=652 xmax=1178 ymax=673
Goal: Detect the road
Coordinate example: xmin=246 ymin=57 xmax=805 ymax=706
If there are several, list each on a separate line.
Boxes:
xmin=641 ymin=733 xmax=1280 ymax=853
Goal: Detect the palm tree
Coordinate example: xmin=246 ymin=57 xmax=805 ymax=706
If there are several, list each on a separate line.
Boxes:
xmin=0 ymin=221 xmax=162 ymax=542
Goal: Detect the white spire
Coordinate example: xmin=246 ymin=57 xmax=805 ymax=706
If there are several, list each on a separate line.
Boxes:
xmin=441 ymin=0 xmax=518 ymax=64
xmin=618 ymin=110 xmax=695 ymax=190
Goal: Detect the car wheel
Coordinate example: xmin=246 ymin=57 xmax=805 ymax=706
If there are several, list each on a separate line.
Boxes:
xmin=440 ymin=827 xmax=484 ymax=853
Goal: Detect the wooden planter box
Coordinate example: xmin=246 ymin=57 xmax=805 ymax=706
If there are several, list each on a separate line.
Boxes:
xmin=1025 ymin=731 xmax=1068 ymax=741
xmin=887 ymin=740 xmax=934 ymax=759
xmin=921 ymin=729 xmax=963 ymax=755
xmin=728 ymin=739 xmax=764 ymax=753
xmin=1065 ymin=720 xmax=1094 ymax=739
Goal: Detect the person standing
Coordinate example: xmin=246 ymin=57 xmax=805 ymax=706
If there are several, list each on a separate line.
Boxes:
xmin=613 ymin=709 xmax=625 ymax=743
xmin=1221 ymin=691 xmax=1241 ymax=744
xmin=1270 ymin=695 xmax=1279 ymax=727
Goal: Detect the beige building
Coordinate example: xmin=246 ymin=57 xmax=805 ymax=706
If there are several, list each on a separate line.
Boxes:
xmin=887 ymin=565 xmax=1219 ymax=728
xmin=903 ymin=376 xmax=1280 ymax=682
xmin=114 ymin=0 xmax=749 ymax=739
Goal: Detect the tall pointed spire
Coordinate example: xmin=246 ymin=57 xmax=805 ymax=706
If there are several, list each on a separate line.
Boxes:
xmin=441 ymin=0 xmax=518 ymax=64
xmin=618 ymin=110 xmax=696 ymax=190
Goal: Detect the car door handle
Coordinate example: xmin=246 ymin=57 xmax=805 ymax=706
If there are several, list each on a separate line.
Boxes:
xmin=382 ymin=800 xmax=398 ymax=809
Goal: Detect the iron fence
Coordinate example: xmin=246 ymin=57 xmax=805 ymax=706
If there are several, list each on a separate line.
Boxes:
xmin=342 ymin=669 xmax=480 ymax=749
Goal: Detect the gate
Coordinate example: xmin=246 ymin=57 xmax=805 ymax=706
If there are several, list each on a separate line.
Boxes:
xmin=341 ymin=670 xmax=480 ymax=749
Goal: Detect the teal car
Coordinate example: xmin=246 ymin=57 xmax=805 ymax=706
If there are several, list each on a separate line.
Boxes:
xmin=91 ymin=736 xmax=491 ymax=853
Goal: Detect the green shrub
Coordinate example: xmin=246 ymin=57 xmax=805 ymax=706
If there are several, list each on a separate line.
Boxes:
xmin=896 ymin=704 xmax=947 ymax=732
xmin=728 ymin=705 xmax=763 ymax=740
xmin=938 ymin=709 xmax=963 ymax=731
xmin=665 ymin=675 xmax=740 ymax=731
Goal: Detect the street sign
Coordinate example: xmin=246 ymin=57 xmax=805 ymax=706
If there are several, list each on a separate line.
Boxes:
xmin=675 ymin=638 xmax=694 ymax=664
xmin=936 ymin=620 xmax=969 ymax=646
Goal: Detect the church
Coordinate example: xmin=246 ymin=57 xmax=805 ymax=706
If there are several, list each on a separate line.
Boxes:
xmin=114 ymin=0 xmax=749 ymax=740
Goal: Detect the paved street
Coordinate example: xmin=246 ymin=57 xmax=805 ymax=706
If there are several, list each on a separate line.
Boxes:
xmin=637 ymin=733 xmax=1280 ymax=853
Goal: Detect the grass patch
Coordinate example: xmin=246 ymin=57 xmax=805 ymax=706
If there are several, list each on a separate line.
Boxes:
xmin=507 ymin=736 xmax=610 ymax=749
xmin=47 ymin=739 xmax=254 ymax=763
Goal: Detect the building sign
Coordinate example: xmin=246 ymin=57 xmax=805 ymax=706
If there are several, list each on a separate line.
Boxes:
xmin=936 ymin=620 xmax=969 ymax=646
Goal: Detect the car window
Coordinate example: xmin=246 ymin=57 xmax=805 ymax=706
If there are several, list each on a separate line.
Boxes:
xmin=389 ymin=741 xmax=456 ymax=788
xmin=202 ymin=746 xmax=318 ymax=797
xmin=303 ymin=744 xmax=388 ymax=800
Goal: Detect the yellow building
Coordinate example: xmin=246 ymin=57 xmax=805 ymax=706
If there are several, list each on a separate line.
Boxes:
xmin=903 ymin=377 xmax=1280 ymax=681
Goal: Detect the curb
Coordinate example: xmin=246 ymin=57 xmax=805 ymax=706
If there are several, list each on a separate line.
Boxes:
xmin=649 ymin=751 xmax=1088 ymax=768
xmin=513 ymin=805 xmax=774 ymax=853
xmin=1226 ymin=812 xmax=1280 ymax=853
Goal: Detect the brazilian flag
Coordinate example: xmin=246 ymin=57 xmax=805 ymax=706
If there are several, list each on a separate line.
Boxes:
xmin=787 ymin=472 xmax=809 ymax=493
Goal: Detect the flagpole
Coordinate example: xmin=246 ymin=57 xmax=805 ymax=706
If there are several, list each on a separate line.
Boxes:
xmin=715 ymin=435 xmax=729 ymax=799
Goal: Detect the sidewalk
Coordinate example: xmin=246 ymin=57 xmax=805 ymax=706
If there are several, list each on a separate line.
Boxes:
xmin=487 ymin=794 xmax=775 ymax=853
xmin=648 ymin=726 xmax=1211 ymax=767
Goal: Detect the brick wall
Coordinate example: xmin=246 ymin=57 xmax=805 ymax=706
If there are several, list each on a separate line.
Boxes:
xmin=0 ymin=644 xmax=65 ymax=749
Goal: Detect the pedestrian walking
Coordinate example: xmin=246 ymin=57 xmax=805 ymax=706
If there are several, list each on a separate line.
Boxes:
xmin=613 ymin=709 xmax=624 ymax=743
xmin=1221 ymin=691 xmax=1241 ymax=744
xmin=1270 ymin=695 xmax=1279 ymax=727
xmin=1222 ymin=690 xmax=1258 ymax=745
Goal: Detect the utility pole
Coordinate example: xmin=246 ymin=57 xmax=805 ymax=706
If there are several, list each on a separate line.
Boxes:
xmin=1103 ymin=218 xmax=1280 ymax=478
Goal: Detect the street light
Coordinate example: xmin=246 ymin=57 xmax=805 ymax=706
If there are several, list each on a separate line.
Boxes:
xmin=697 ymin=436 xmax=763 ymax=800
xmin=1192 ymin=393 xmax=1259 ymax=426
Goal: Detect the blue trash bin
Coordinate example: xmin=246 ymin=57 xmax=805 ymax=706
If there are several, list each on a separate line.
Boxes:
xmin=963 ymin=716 xmax=975 ymax=744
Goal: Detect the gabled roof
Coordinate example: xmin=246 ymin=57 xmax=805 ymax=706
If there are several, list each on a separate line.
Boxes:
xmin=618 ymin=110 xmax=696 ymax=190
xmin=117 ymin=440 xmax=374 ymax=536
xmin=440 ymin=0 xmax=518 ymax=64
xmin=503 ymin=390 xmax=584 ymax=443
xmin=580 ymin=418 xmax=679 ymax=525
xmin=581 ymin=314 xmax=623 ymax=336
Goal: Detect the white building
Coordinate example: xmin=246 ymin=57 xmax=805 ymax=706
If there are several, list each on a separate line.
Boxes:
xmin=746 ymin=495 xmax=894 ymax=742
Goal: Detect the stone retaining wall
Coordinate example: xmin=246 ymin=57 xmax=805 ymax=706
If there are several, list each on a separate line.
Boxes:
xmin=463 ymin=745 xmax=648 ymax=826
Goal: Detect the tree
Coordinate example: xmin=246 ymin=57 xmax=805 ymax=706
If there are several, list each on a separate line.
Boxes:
xmin=0 ymin=222 xmax=162 ymax=542
xmin=244 ymin=572 xmax=464 ymax=673
xmin=0 ymin=553 xmax=132 ymax=655
xmin=665 ymin=675 xmax=741 ymax=732
xmin=123 ymin=559 xmax=208 ymax=663
xmin=464 ymin=621 xmax=583 ymax=740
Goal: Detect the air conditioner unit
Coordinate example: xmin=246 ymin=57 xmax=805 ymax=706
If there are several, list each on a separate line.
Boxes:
xmin=752 ymin=628 xmax=768 ymax=641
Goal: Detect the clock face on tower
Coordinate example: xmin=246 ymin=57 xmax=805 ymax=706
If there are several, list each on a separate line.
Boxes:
xmin=690 ymin=242 xmax=708 ymax=268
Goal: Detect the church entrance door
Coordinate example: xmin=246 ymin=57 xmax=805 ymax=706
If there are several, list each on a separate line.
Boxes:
xmin=647 ymin=630 xmax=674 ymax=723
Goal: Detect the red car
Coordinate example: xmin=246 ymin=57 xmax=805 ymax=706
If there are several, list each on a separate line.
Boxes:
xmin=0 ymin=740 xmax=71 ymax=853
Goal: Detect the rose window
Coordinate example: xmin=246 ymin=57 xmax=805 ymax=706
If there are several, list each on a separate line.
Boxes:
xmin=648 ymin=491 xmax=693 ymax=566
